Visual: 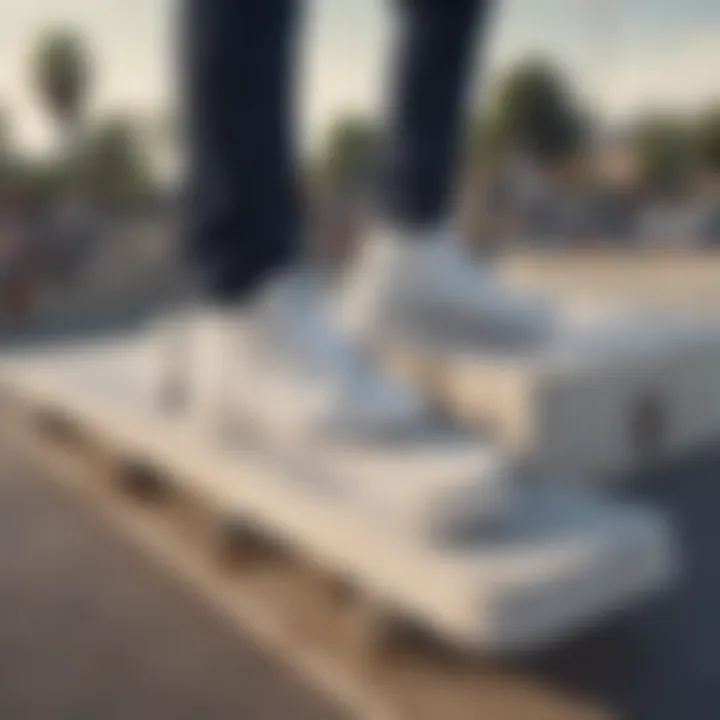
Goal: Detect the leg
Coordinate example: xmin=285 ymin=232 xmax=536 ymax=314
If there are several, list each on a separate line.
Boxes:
xmin=342 ymin=0 xmax=555 ymax=347
xmin=165 ymin=0 xmax=427 ymax=437
xmin=181 ymin=0 xmax=301 ymax=304
xmin=378 ymin=0 xmax=493 ymax=229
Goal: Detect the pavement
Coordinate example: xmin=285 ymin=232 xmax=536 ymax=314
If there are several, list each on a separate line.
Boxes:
xmin=0 ymin=435 xmax=342 ymax=720
xmin=2 ymin=391 xmax=720 ymax=720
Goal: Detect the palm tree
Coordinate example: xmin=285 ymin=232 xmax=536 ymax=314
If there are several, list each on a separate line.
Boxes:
xmin=32 ymin=28 xmax=91 ymax=163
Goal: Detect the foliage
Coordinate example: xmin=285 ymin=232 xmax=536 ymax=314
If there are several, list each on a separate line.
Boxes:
xmin=33 ymin=28 xmax=90 ymax=125
xmin=696 ymin=105 xmax=720 ymax=175
xmin=0 ymin=107 xmax=10 ymax=156
xmin=631 ymin=114 xmax=696 ymax=196
xmin=82 ymin=116 xmax=156 ymax=208
xmin=488 ymin=58 xmax=586 ymax=164
xmin=314 ymin=116 xmax=379 ymax=194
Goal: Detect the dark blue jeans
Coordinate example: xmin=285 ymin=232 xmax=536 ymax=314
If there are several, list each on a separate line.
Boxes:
xmin=182 ymin=0 xmax=491 ymax=303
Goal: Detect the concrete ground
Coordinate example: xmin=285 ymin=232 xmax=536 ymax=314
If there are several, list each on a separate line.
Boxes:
xmin=502 ymin=249 xmax=720 ymax=317
xmin=0 ymin=436 xmax=341 ymax=720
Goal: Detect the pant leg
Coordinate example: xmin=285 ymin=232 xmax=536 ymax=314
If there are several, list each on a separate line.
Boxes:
xmin=181 ymin=0 xmax=301 ymax=304
xmin=377 ymin=0 xmax=493 ymax=230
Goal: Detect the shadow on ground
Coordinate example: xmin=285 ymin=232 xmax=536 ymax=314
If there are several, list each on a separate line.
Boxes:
xmin=519 ymin=451 xmax=720 ymax=720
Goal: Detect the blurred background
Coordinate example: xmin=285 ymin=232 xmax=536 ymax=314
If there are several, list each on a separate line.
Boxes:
xmin=0 ymin=0 xmax=719 ymax=321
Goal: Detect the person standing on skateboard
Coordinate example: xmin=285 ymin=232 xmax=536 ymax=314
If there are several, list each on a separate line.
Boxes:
xmin=169 ymin=0 xmax=554 ymax=436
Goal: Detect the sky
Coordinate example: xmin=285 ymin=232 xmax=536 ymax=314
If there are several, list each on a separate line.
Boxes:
xmin=0 ymin=0 xmax=719 ymax=155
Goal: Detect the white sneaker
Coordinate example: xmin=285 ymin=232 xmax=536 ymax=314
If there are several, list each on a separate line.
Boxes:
xmin=341 ymin=226 xmax=557 ymax=349
xmin=154 ymin=270 xmax=522 ymax=539
xmin=157 ymin=271 xmax=427 ymax=442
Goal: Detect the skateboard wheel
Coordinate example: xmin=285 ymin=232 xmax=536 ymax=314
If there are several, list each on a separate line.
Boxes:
xmin=118 ymin=459 xmax=168 ymax=502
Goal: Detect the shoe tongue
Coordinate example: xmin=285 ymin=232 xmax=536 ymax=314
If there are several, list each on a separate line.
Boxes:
xmin=381 ymin=227 xmax=472 ymax=271
xmin=255 ymin=270 xmax=359 ymax=377
xmin=259 ymin=269 xmax=309 ymax=307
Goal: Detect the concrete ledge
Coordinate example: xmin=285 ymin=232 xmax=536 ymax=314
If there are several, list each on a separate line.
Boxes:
xmin=387 ymin=313 xmax=720 ymax=481
xmin=0 ymin=332 xmax=679 ymax=655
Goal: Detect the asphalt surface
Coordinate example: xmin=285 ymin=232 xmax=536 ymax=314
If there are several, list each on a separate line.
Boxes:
xmin=517 ymin=454 xmax=720 ymax=720
xmin=0 ymin=438 xmax=341 ymax=720
xmin=2 ymin=418 xmax=720 ymax=720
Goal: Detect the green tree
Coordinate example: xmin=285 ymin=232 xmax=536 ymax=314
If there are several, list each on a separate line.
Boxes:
xmin=0 ymin=107 xmax=10 ymax=158
xmin=32 ymin=28 xmax=91 ymax=159
xmin=467 ymin=116 xmax=498 ymax=167
xmin=314 ymin=116 xmax=379 ymax=194
xmin=489 ymin=58 xmax=586 ymax=164
xmin=84 ymin=116 xmax=155 ymax=208
xmin=0 ymin=107 xmax=12 ymax=185
xmin=632 ymin=114 xmax=696 ymax=196
xmin=696 ymin=105 xmax=720 ymax=175
xmin=141 ymin=112 xmax=181 ymax=185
